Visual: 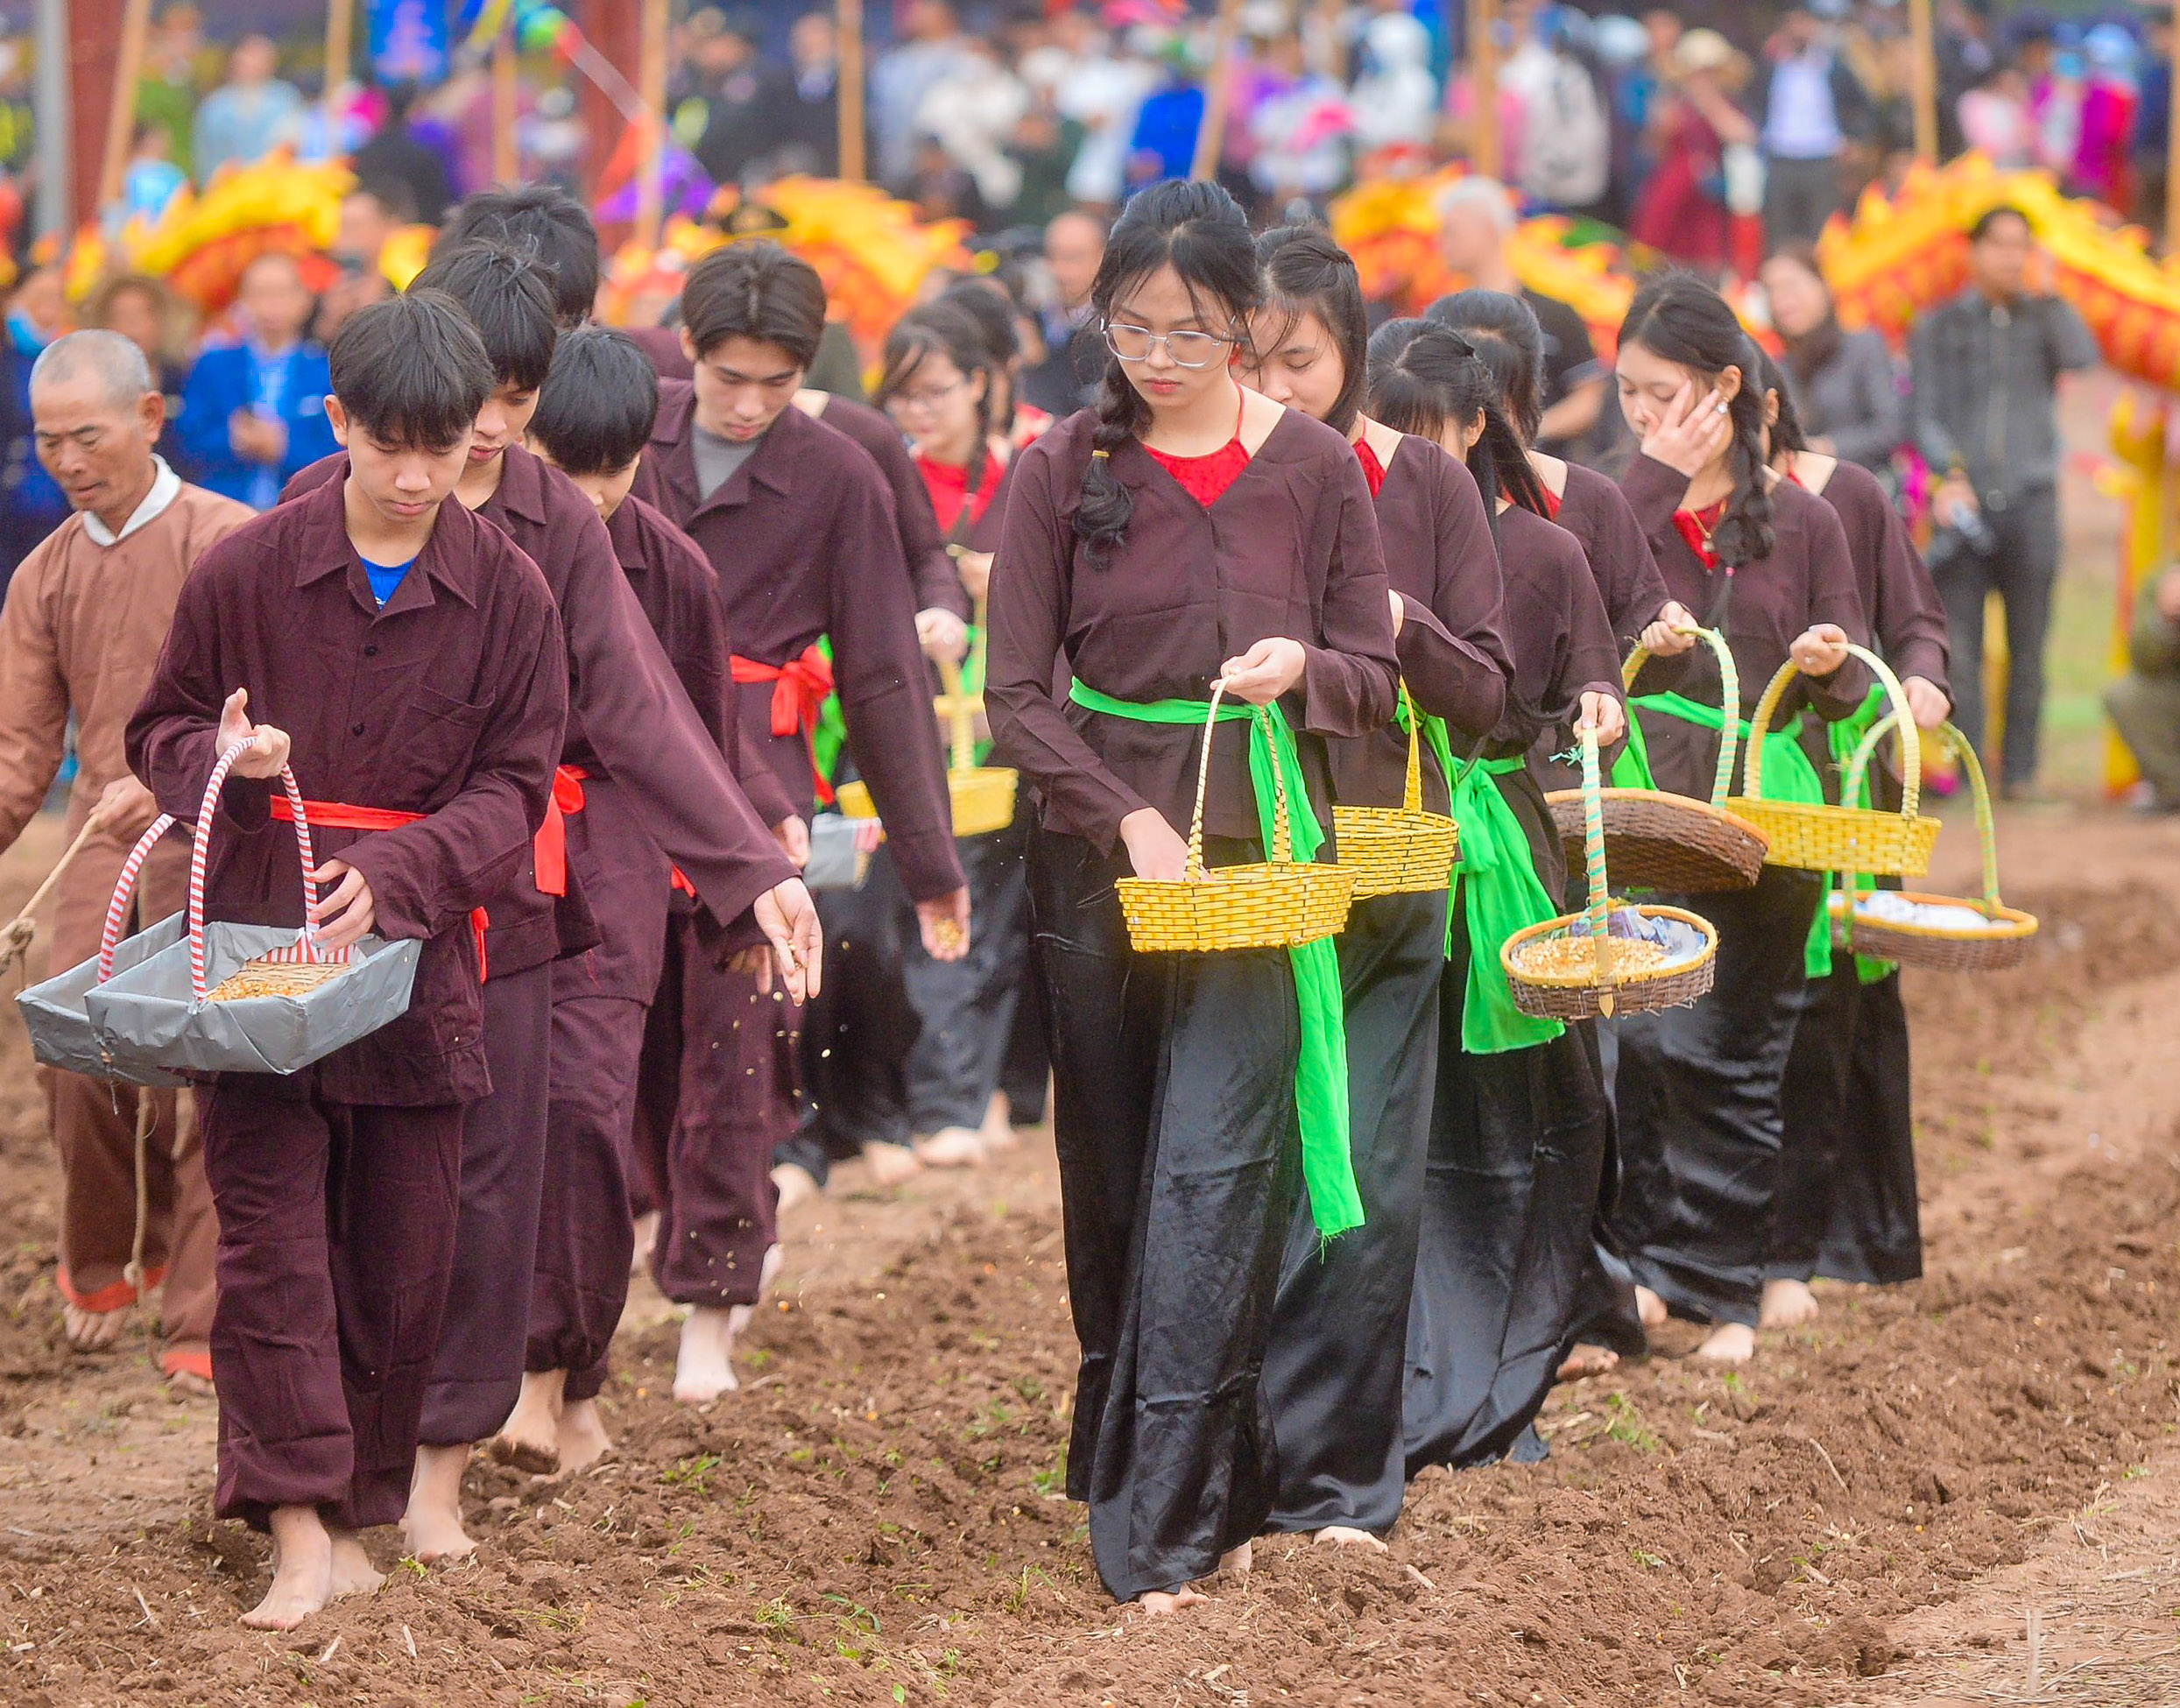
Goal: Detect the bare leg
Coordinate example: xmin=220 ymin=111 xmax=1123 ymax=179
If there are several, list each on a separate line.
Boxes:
xmin=673 ymin=1246 xmax=780 ymax=1404
xmin=861 ymin=1141 xmax=921 ymax=1188
xmin=770 ymin=1161 xmax=820 ymax=1216
xmin=488 ymin=1369 xmax=563 ymax=1475
xmin=555 ymin=1397 xmax=612 ymax=1474
xmin=400 ymin=1443 xmax=476 ymax=1562
xmin=62 ymin=1302 xmax=129 ymax=1352
xmin=1758 ymin=1277 xmax=1820 ymax=1330
xmin=1694 ymin=1322 xmax=1755 ymax=1364
xmin=327 ymin=1529 xmax=384 ymax=1600
xmin=1136 ymin=1586 xmax=1208 ymax=1615
xmin=910 ymin=1126 xmax=986 ymax=1168
xmin=243 ymin=1505 xmax=334 ymax=1629
xmin=1313 ymin=1526 xmax=1388 ymax=1553
xmin=1633 ymin=1285 xmax=1669 ymax=1329
xmin=1556 ymin=1344 xmax=1620 ymax=1381
xmin=628 ymin=1210 xmax=659 ymax=1277
xmin=980 ymin=1091 xmax=1021 ymax=1154
xmin=1218 ymin=1540 xmax=1252 ymax=1575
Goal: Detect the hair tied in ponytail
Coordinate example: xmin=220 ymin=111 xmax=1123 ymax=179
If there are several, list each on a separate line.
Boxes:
xmin=1091 ymin=448 xmax=1110 ymax=459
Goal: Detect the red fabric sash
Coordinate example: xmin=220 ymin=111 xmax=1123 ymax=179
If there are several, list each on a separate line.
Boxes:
xmin=730 ymin=644 xmax=836 ymax=805
xmin=563 ymin=762 xmax=696 ymax=900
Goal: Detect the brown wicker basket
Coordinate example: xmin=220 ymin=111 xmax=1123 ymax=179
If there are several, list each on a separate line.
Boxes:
xmin=1115 ymin=685 xmax=1354 ymax=953
xmin=1331 ymin=684 xmax=1460 ymax=899
xmin=1730 ymin=644 xmax=1940 ymax=876
xmin=1544 ymin=625 xmax=1768 ymax=893
xmin=835 ymin=658 xmax=1018 ymax=837
xmin=1503 ymin=727 xmax=1718 ymax=1020
xmin=1827 ymin=716 xmax=2038 ymax=972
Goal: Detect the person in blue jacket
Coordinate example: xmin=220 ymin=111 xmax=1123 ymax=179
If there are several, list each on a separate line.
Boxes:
xmin=177 ymin=251 xmax=337 ymax=509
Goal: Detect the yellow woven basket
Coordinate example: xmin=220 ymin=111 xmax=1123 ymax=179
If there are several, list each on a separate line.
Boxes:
xmin=1331 ymin=684 xmax=1460 ymax=900
xmin=1115 ymin=684 xmax=1355 ymax=953
xmin=836 ymin=657 xmax=1018 ymax=838
xmin=1503 ymin=726 xmax=1718 ymax=1020
xmin=1729 ymin=643 xmax=1940 ymax=877
xmin=1827 ymin=715 xmax=2037 ymax=973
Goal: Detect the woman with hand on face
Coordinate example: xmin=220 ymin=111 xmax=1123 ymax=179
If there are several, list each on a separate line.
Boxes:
xmin=1605 ymin=273 xmax=1872 ymax=1366
xmin=1364 ymin=318 xmax=1629 ymax=1472
xmin=984 ymin=181 xmax=1400 ymax=1613
xmin=1243 ymin=225 xmax=1513 ymax=1550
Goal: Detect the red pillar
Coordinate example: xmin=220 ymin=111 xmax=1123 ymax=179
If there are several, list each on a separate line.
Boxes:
xmin=579 ymin=0 xmax=643 ymax=215
xmin=69 ymin=0 xmax=127 ymax=231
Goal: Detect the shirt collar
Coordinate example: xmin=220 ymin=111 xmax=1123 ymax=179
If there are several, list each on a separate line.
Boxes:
xmin=290 ymin=470 xmax=483 ymax=610
xmin=81 ymin=456 xmax=182 ymax=547
xmin=487 ymin=441 xmax=554 ymax=526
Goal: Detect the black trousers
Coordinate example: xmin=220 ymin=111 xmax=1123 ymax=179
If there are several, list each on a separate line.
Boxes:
xmin=1560 ymin=1018 xmax=1651 ymax=1363
xmin=903 ymin=822 xmax=1031 ymax=1133
xmin=1934 ymin=488 xmax=2059 ymax=787
xmin=1261 ymin=887 xmax=1445 ymax=1537
xmin=1817 ymin=969 xmax=1922 ymax=1284
xmin=1768 ymin=958 xmax=1859 ymax=1282
xmin=1610 ymin=868 xmax=1820 ymax=1327
xmin=1763 ymin=153 xmax=1839 ymax=246
xmin=1031 ymin=824 xmax=1301 ymax=1603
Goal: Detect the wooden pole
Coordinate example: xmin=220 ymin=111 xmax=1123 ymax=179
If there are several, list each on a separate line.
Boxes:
xmin=324 ymin=0 xmax=356 ymax=144
xmin=1471 ymin=0 xmax=1500 ymax=180
xmin=1315 ymin=0 xmax=1348 ymax=84
xmin=1191 ymin=0 xmax=1247 ymax=183
xmin=838 ymin=0 xmax=866 ymax=182
xmin=95 ymin=0 xmax=155 ymax=212
xmin=2168 ymin=0 xmax=2180 ymax=250
xmin=1906 ymin=0 xmax=1938 ymax=164
xmin=635 ymin=0 xmax=669 ymax=250
xmin=492 ymin=20 xmax=519 ymax=186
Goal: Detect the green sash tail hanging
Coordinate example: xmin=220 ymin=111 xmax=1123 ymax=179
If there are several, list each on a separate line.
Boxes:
xmin=1066 ymin=679 xmax=1363 ymax=1239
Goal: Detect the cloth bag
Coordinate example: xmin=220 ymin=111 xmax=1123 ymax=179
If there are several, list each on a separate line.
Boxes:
xmin=18 ymin=814 xmax=189 ymax=1087
xmin=85 ymin=742 xmax=420 ymax=1076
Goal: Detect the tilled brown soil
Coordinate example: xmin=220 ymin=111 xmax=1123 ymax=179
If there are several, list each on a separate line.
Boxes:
xmin=0 ymin=812 xmax=2176 ymax=1705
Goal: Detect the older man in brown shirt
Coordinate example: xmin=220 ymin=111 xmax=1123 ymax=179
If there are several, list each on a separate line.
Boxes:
xmin=0 ymin=331 xmax=252 ymax=1388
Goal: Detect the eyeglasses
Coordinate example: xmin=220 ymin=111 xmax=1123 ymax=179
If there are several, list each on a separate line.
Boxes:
xmin=885 ymin=377 xmax=967 ymax=414
xmin=1103 ymin=321 xmax=1234 ymax=370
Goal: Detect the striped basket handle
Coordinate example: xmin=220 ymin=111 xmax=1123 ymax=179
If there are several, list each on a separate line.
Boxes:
xmin=936 ymin=656 xmax=978 ymax=774
xmin=187 ymin=739 xmax=338 ymax=1004
xmin=1744 ymin=643 xmax=1922 ymax=817
xmin=1619 ymin=626 xmax=1739 ymax=811
xmin=95 ymin=815 xmax=179 ymax=984
xmin=1842 ymin=714 xmax=2001 ymax=911
xmin=1578 ymin=723 xmax=1615 ymax=1011
xmin=1398 ymin=681 xmax=1423 ymax=815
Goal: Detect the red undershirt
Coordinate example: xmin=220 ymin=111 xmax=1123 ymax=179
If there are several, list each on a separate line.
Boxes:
xmin=915 ymin=449 xmax=1005 ymax=536
xmin=1541 ymin=484 xmax=1562 ymax=520
xmin=1673 ymin=497 xmax=1730 ymax=569
xmin=1352 ymin=433 xmax=1386 ymax=498
xmin=1145 ymin=395 xmax=1251 ymax=508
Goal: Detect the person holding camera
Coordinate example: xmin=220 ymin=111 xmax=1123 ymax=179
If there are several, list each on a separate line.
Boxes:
xmin=1908 ymin=204 xmax=2099 ymax=797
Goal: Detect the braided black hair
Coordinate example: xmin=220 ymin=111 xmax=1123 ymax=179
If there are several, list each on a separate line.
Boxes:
xmin=1365 ymin=317 xmax=1549 ymax=519
xmin=1253 ymin=222 xmax=1369 ymax=437
xmin=1425 ymin=288 xmax=1546 ymax=446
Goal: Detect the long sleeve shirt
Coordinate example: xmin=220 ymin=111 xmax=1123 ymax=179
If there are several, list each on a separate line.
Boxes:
xmin=1908 ymin=288 xmax=2099 ymax=502
xmin=1492 ymin=503 xmax=1626 ymax=760
xmin=1790 ymin=327 xmax=1908 ymax=474
xmin=1552 ymin=460 xmax=1672 ymax=650
xmin=986 ymin=406 xmax=1400 ymax=852
xmin=126 ymin=480 xmax=567 ymax=1106
xmin=1808 ymin=455 xmax=1950 ymax=696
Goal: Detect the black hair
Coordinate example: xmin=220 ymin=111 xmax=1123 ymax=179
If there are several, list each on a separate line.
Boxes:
xmin=1968 ymin=202 xmax=2031 ymax=244
xmin=936 ymin=277 xmax=1021 ymax=431
xmin=680 ymin=239 xmax=827 ymax=370
xmin=410 ymin=239 xmax=559 ymax=395
xmin=875 ymin=300 xmax=997 ymax=534
xmin=528 ymin=325 xmax=660 ymax=476
xmin=1253 ymin=222 xmax=1369 ymax=438
xmin=1616 ymin=272 xmax=1774 ymax=567
xmin=1750 ymin=345 xmax=1808 ymax=461
xmin=1425 ymin=287 xmax=1545 ymax=445
xmin=1076 ymin=180 xmax=1257 ymax=572
xmin=329 ymin=289 xmax=495 ymax=453
xmin=1365 ymin=317 xmax=1549 ymax=518
xmin=351 ymin=174 xmax=420 ymax=226
xmin=439 ymin=186 xmax=600 ymax=327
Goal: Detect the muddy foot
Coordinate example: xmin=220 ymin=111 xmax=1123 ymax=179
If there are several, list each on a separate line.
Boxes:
xmin=629 ymin=1210 xmax=659 ymax=1276
xmin=556 ymin=1397 xmax=613 ymax=1474
xmin=328 ymin=1530 xmax=384 ymax=1600
xmin=862 ymin=1141 xmax=922 ymax=1187
xmin=488 ymin=1370 xmax=563 ymax=1475
xmin=1694 ymin=1322 xmax=1756 ymax=1364
xmin=62 ymin=1302 xmax=129 ymax=1352
xmin=243 ymin=1507 xmax=332 ymax=1630
xmin=772 ymin=1161 xmax=821 ymax=1216
xmin=1313 ymin=1526 xmax=1388 ymax=1552
xmin=1759 ymin=1277 xmax=1821 ymax=1330
xmin=402 ymin=1443 xmax=477 ymax=1562
xmin=912 ymin=1127 xmax=986 ymax=1168
xmin=1557 ymin=1343 xmax=1620 ymax=1381
xmin=1137 ymin=1586 xmax=1208 ymax=1615
xmin=1633 ymin=1285 xmax=1669 ymax=1329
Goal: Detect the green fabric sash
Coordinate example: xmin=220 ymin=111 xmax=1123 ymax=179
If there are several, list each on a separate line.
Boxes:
xmin=1448 ymin=754 xmax=1565 ymax=1055
xmin=1066 ymin=678 xmax=1363 ymax=1239
xmin=1827 ymin=685 xmax=1898 ymax=985
xmin=1615 ymin=691 xmax=1831 ymax=975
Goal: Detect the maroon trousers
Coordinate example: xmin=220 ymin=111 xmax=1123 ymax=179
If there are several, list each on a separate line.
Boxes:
xmin=638 ymin=914 xmax=788 ymax=1308
xmin=200 ymin=1076 xmax=464 ymax=1532
xmin=420 ymin=961 xmax=554 ymax=1445
xmin=526 ymin=989 xmax=647 ymax=1401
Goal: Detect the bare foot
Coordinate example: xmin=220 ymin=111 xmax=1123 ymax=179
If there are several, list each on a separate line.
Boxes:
xmin=674 ymin=1306 xmax=740 ymax=1402
xmin=488 ymin=1370 xmax=563 ymax=1475
xmin=1694 ymin=1322 xmax=1756 ymax=1364
xmin=556 ymin=1397 xmax=613 ymax=1474
xmin=1759 ymin=1277 xmax=1820 ymax=1330
xmin=243 ymin=1506 xmax=332 ymax=1629
xmin=1136 ymin=1586 xmax=1207 ymax=1615
xmin=628 ymin=1210 xmax=660 ymax=1276
xmin=400 ymin=1443 xmax=476 ymax=1562
xmin=862 ymin=1140 xmax=922 ymax=1187
xmin=1218 ymin=1540 xmax=1252 ymax=1576
xmin=980 ymin=1091 xmax=1022 ymax=1154
xmin=1633 ymin=1285 xmax=1669 ymax=1329
xmin=1556 ymin=1343 xmax=1620 ymax=1382
xmin=1313 ymin=1526 xmax=1388 ymax=1552
xmin=911 ymin=1126 xmax=986 ymax=1168
xmin=62 ymin=1302 xmax=128 ymax=1352
xmin=327 ymin=1529 xmax=384 ymax=1600
xmin=771 ymin=1161 xmax=820 ymax=1215
xmin=166 ymin=1368 xmax=215 ymax=1400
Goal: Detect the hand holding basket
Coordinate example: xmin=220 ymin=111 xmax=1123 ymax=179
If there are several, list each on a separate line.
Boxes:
xmin=1330 ymin=682 xmax=1460 ymax=900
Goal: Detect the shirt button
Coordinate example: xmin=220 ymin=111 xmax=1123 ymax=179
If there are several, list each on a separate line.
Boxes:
xmin=363 ymin=644 xmax=378 ymax=657
xmin=351 ymin=723 xmax=365 ymax=736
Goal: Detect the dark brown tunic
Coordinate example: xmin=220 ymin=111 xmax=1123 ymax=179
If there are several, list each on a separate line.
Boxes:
xmin=1491 ymin=503 xmax=1626 ymax=759
xmin=1553 ymin=460 xmax=1672 ymax=649
xmin=628 ymin=322 xmax=694 ymax=383
xmin=1619 ymin=454 xmax=1872 ymax=801
xmin=637 ymin=385 xmax=965 ymax=902
xmin=127 ymin=476 xmax=568 ymax=1107
xmin=986 ymin=406 xmax=1401 ymax=850
xmin=1333 ymin=434 xmax=1511 ymax=815
xmin=1807 ymin=456 xmax=1951 ymax=696
xmin=817 ymin=394 xmax=970 ymax=620
xmin=282 ymin=446 xmax=794 ymax=970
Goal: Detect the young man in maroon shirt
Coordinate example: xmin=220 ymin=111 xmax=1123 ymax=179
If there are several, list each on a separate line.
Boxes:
xmin=128 ymin=292 xmax=567 ymax=1630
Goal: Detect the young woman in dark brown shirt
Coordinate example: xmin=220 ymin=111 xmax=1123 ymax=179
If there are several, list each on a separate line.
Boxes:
xmin=1241 ymin=227 xmax=1512 ymax=1546
xmin=984 ymin=182 xmax=1400 ymax=1610
xmin=1606 ymin=274 xmax=1871 ymax=1365
xmin=1365 ymin=318 xmax=1630 ymax=1472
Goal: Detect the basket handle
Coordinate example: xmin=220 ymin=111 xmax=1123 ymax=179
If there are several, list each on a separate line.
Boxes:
xmin=1743 ymin=642 xmax=1921 ymax=818
xmin=1184 ymin=683 xmax=1297 ymax=879
xmin=1619 ymin=625 xmax=1739 ymax=811
xmin=1577 ymin=723 xmax=1614 ymax=1008
xmin=187 ymin=739 xmax=330 ymax=1003
xmin=1842 ymin=714 xmax=2000 ymax=911
xmin=1399 ymin=681 xmax=1423 ymax=815
xmin=95 ymin=814 xmax=179 ymax=984
xmin=935 ymin=656 xmax=977 ymax=774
